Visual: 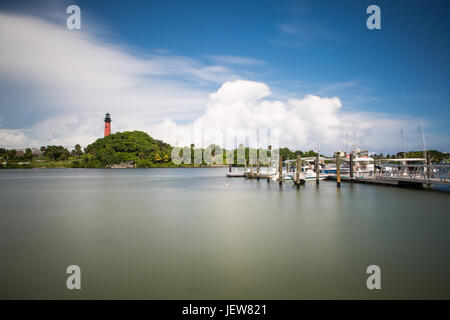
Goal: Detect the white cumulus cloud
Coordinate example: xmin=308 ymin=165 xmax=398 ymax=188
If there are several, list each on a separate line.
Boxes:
xmin=149 ymin=80 xmax=425 ymax=154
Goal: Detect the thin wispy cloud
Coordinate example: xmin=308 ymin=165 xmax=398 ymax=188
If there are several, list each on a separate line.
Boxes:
xmin=206 ymin=55 xmax=266 ymax=66
xmin=311 ymin=81 xmax=359 ymax=95
xmin=269 ymin=21 xmax=341 ymax=47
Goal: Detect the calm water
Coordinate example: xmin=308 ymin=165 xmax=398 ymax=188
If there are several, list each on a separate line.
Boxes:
xmin=0 ymin=168 xmax=449 ymax=299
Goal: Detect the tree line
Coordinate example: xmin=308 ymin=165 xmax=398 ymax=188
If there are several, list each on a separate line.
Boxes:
xmin=372 ymin=150 xmax=448 ymax=163
xmin=1 ymin=130 xmax=449 ymax=168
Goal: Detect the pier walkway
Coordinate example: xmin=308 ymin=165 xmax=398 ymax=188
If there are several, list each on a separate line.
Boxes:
xmin=324 ymin=163 xmax=450 ymax=188
xmin=227 ymin=161 xmax=450 ymax=189
xmin=375 ymin=163 xmax=450 ymax=186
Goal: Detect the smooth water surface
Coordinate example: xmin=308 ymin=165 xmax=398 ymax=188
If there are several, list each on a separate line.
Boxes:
xmin=0 ymin=168 xmax=449 ymax=299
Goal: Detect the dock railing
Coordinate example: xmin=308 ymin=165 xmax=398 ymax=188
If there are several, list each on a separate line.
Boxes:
xmin=378 ymin=163 xmax=450 ymax=185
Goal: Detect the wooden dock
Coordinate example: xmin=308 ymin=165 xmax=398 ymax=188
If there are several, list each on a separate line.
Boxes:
xmin=326 ymin=174 xmax=449 ymax=188
xmin=226 ymin=171 xmax=245 ymax=177
xmin=225 ymin=154 xmax=450 ymax=190
xmin=327 ymin=175 xmax=403 ymax=186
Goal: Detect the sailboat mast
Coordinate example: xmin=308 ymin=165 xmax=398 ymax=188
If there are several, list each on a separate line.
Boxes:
xmin=400 ymin=128 xmax=405 ymax=158
xmin=418 ymin=123 xmax=427 ymax=162
xmin=345 ymin=133 xmax=348 ymax=155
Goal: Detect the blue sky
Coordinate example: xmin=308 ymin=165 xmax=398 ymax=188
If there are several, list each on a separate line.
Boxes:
xmin=0 ymin=0 xmax=449 ymax=153
xmin=71 ymin=0 xmax=450 ymax=111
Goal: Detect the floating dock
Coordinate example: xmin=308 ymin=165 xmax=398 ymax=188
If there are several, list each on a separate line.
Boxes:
xmin=326 ymin=175 xmax=415 ymax=187
xmin=226 ymin=171 xmax=245 ymax=177
xmin=225 ymin=157 xmax=450 ymax=190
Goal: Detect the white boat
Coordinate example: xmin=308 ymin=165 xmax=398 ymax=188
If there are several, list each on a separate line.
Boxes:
xmin=283 ymin=173 xmax=294 ymax=180
xmin=352 ymin=156 xmax=374 ymax=178
xmin=322 ymin=163 xmax=350 ymax=175
xmin=226 ymin=168 xmax=245 ymax=177
xmin=303 ymin=168 xmax=327 ymax=181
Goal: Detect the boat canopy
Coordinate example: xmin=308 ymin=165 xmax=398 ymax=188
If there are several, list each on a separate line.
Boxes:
xmin=378 ymin=158 xmax=426 ymax=162
xmin=325 ymin=157 xmax=374 ymax=162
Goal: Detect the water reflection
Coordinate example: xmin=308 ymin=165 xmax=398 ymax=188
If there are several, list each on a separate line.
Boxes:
xmin=0 ymin=168 xmax=449 ymax=299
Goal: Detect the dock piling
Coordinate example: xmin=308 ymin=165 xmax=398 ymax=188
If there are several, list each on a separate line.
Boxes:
xmin=278 ymin=155 xmax=283 ymax=186
xmin=244 ymin=159 xmax=247 ymax=176
xmin=336 ymin=151 xmax=341 ymax=188
xmin=349 ymin=153 xmax=353 ymax=182
xmin=425 ymin=154 xmax=432 ymax=187
xmin=374 ymin=155 xmax=378 ymax=175
xmin=315 ymin=153 xmax=320 ymax=185
xmin=296 ymin=154 xmax=301 ymax=188
xmin=257 ymin=159 xmax=260 ymax=181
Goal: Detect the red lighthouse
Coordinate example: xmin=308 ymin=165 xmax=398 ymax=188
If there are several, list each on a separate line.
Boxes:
xmin=104 ymin=112 xmax=111 ymax=137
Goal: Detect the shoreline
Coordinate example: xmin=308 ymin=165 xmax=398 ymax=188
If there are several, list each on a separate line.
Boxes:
xmin=0 ymin=164 xmax=232 ymax=169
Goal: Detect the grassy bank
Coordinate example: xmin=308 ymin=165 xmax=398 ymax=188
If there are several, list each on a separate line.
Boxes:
xmin=1 ymin=158 xmax=230 ymax=169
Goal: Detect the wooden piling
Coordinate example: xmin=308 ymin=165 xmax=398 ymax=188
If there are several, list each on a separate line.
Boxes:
xmin=426 ymin=153 xmax=432 ymax=180
xmin=315 ymin=153 xmax=320 ymax=185
xmin=250 ymin=163 xmax=253 ymax=179
xmin=336 ymin=151 xmax=341 ymax=188
xmin=374 ymin=155 xmax=378 ymax=175
xmin=229 ymin=164 xmax=232 ymax=173
xmin=257 ymin=159 xmax=260 ymax=181
xmin=296 ymin=154 xmax=301 ymax=188
xmin=349 ymin=153 xmax=353 ymax=182
xmin=267 ymin=160 xmax=271 ymax=183
xmin=278 ymin=155 xmax=283 ymax=186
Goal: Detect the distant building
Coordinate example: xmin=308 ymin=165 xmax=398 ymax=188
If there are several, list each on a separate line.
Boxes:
xmin=32 ymin=148 xmax=43 ymax=156
xmin=11 ymin=148 xmax=42 ymax=157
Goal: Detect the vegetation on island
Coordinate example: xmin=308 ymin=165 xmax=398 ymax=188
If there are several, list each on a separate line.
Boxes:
xmin=372 ymin=150 xmax=448 ymax=162
xmin=81 ymin=131 xmax=173 ymax=168
xmin=1 ymin=130 xmax=449 ymax=169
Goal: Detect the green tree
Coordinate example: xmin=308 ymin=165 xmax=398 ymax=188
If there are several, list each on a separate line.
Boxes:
xmin=84 ymin=145 xmax=94 ymax=155
xmin=85 ymin=131 xmax=172 ymax=166
xmin=7 ymin=149 xmax=16 ymax=160
xmin=190 ymin=143 xmax=195 ymax=164
xmin=74 ymin=144 xmax=83 ymax=157
xmin=24 ymin=148 xmax=33 ymax=161
xmin=60 ymin=152 xmax=68 ymax=162
xmin=44 ymin=146 xmax=70 ymax=161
